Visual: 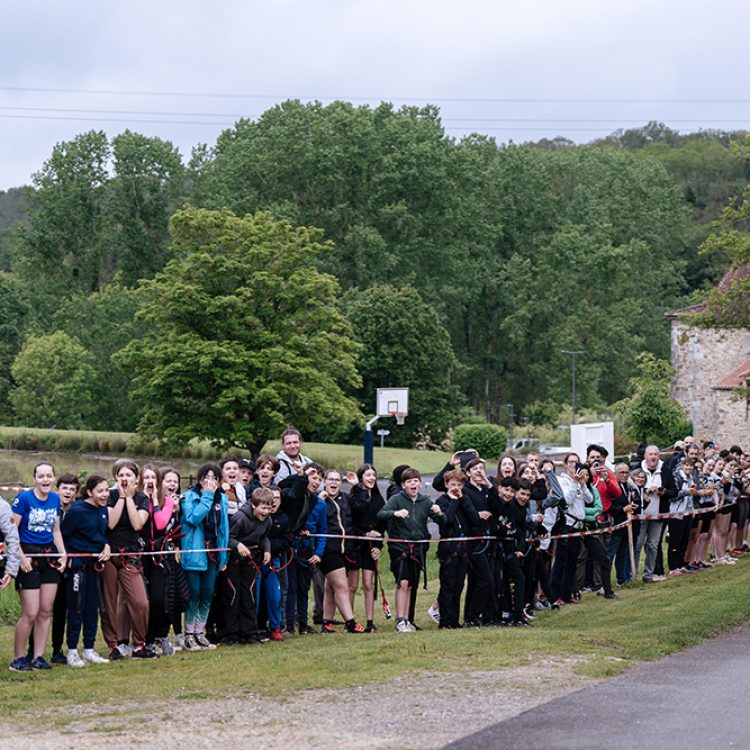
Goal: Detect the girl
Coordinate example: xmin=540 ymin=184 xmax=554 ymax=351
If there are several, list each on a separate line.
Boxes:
xmin=101 ymin=460 xmax=152 ymax=660
xmin=10 ymin=462 xmax=66 ymax=672
xmin=319 ymin=469 xmax=365 ymax=633
xmin=345 ymin=464 xmax=385 ymax=633
xmin=497 ymin=455 xmax=518 ymax=481
xmin=60 ymin=475 xmax=111 ymax=667
xmin=180 ymin=463 xmax=229 ymax=650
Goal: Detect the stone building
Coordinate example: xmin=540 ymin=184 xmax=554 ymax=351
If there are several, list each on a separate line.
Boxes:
xmin=666 ymin=266 xmax=750 ymax=448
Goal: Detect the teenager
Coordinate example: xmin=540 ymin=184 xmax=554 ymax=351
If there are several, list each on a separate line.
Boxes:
xmin=9 ymin=462 xmax=66 ymax=672
xmin=345 ymin=464 xmax=385 ymax=633
xmin=258 ymin=485 xmax=289 ymax=641
xmin=60 ymin=475 xmax=111 ymax=667
xmin=377 ymin=468 xmax=444 ymax=632
xmin=319 ymin=469 xmax=366 ymax=634
xmin=226 ymin=487 xmax=273 ymax=645
xmin=238 ymin=459 xmax=255 ymax=487
xmin=48 ymin=473 xmax=80 ymax=664
xmin=101 ymin=460 xmax=152 ymax=660
xmin=180 ymin=463 xmax=229 ymax=651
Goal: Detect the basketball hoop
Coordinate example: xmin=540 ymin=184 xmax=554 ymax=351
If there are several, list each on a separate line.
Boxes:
xmin=391 ymin=411 xmax=406 ymax=426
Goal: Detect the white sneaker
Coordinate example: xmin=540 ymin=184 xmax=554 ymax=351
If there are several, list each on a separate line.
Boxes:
xmin=82 ymin=649 xmax=109 ymax=664
xmin=427 ymin=603 xmax=440 ymax=623
xmin=117 ymin=643 xmax=132 ymax=657
xmin=160 ymin=638 xmax=175 ymax=656
xmin=67 ymin=649 xmax=85 ymax=668
xmin=395 ymin=620 xmax=410 ymax=633
xmin=173 ymin=635 xmax=184 ymax=652
xmin=405 ymin=621 xmax=417 ymax=632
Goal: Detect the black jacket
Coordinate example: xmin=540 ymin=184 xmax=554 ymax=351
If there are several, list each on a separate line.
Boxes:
xmin=228 ymin=504 xmax=271 ymax=555
xmin=435 ymin=492 xmax=480 ymax=558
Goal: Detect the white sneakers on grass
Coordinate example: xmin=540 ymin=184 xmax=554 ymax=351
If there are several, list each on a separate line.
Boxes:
xmin=67 ymin=648 xmax=109 ymax=667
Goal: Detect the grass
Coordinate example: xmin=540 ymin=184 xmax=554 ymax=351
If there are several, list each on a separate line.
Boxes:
xmin=0 ymin=426 xmax=450 ymax=475
xmin=2 ymin=554 xmax=750 ymax=723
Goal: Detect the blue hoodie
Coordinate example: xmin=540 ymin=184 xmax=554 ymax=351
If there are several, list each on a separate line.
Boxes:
xmin=180 ymin=486 xmax=229 ymax=571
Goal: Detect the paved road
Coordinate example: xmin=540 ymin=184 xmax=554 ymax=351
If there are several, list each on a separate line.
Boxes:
xmin=444 ymin=623 xmax=750 ymax=749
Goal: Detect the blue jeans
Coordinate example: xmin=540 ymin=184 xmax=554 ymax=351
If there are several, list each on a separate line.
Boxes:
xmin=185 ymin=563 xmax=218 ymax=634
xmin=257 ymin=560 xmax=282 ymax=630
xmin=607 ymin=532 xmax=632 ymax=584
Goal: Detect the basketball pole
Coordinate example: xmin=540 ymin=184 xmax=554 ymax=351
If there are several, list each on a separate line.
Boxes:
xmin=364 ymin=415 xmax=379 ymax=464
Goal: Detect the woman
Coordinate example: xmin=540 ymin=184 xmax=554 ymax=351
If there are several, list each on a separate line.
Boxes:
xmin=9 ymin=462 xmax=66 ymax=672
xmin=180 ymin=463 xmax=229 ymax=650
xmin=101 ymin=460 xmax=152 ymax=660
xmin=345 ymin=464 xmax=385 ymax=633
xmin=319 ymin=469 xmax=365 ymax=634
xmin=497 ymin=455 xmax=517 ymax=482
xmin=60 ymin=475 xmax=111 ymax=667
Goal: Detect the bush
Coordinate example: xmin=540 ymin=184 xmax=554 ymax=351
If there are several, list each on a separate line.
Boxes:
xmin=453 ymin=423 xmax=508 ymax=461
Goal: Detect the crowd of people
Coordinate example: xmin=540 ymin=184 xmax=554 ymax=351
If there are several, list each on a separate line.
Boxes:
xmin=0 ymin=427 xmax=748 ymax=671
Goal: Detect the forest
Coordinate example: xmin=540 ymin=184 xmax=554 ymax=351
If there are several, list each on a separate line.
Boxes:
xmin=0 ymin=103 xmax=747 ymax=450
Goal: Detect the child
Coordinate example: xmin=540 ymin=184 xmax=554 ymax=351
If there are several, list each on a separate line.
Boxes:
xmin=377 ymin=468 xmax=444 ymax=632
xmin=60 ymin=476 xmax=111 ymax=667
xmin=258 ymin=486 xmax=289 ymax=641
xmin=226 ymin=487 xmax=273 ymax=645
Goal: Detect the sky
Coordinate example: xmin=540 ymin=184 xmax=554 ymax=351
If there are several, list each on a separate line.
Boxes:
xmin=1 ymin=0 xmax=748 ymax=190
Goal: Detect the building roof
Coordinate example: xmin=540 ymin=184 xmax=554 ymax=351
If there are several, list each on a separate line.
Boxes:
xmin=665 ymin=264 xmax=750 ymax=319
xmin=714 ymin=359 xmax=750 ymax=390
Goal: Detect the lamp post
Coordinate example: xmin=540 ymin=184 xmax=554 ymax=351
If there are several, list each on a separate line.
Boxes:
xmin=560 ymin=350 xmax=586 ymax=425
xmin=503 ymin=403 xmax=514 ymax=447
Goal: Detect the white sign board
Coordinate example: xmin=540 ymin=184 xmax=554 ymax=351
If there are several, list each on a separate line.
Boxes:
xmin=570 ymin=422 xmax=615 ymax=465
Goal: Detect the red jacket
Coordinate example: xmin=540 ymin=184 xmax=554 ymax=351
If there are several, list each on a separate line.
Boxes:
xmin=592 ymin=470 xmax=622 ymax=515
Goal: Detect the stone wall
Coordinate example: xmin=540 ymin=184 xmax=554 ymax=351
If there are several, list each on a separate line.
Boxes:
xmin=670 ymin=320 xmax=750 ymax=445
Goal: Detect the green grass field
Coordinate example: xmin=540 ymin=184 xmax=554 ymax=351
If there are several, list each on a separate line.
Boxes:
xmin=0 ymin=425 xmax=450 ymax=476
xmin=2 ymin=555 xmax=750 ymax=724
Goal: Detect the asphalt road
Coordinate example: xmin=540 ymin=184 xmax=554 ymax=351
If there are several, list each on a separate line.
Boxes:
xmin=444 ymin=622 xmax=750 ymax=750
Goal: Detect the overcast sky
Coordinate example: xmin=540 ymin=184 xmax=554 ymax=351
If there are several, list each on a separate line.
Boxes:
xmin=1 ymin=0 xmax=748 ymax=190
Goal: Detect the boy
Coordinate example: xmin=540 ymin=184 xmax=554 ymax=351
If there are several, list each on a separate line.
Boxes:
xmin=435 ymin=470 xmax=479 ymax=629
xmin=239 ymin=459 xmax=255 ymax=487
xmin=226 ymin=487 xmax=273 ymax=645
xmin=377 ymin=468 xmax=444 ymax=632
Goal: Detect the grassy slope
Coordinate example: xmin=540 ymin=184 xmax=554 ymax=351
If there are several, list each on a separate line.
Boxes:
xmin=1 ymin=558 xmax=750 ymax=722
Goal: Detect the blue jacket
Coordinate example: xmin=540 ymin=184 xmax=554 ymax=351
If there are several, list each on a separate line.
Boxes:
xmin=180 ymin=487 xmax=229 ymax=571
xmin=293 ymin=497 xmax=327 ymax=558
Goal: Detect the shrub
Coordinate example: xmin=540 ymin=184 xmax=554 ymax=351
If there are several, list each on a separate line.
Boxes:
xmin=453 ymin=423 xmax=508 ymax=461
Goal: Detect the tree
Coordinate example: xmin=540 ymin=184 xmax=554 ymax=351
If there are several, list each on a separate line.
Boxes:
xmin=10 ymin=331 xmax=98 ymax=429
xmin=116 ymin=207 xmax=363 ymax=456
xmin=0 ymin=272 xmax=31 ymax=420
xmin=615 ymin=353 xmax=691 ymax=446
xmin=342 ymin=284 xmax=464 ymax=447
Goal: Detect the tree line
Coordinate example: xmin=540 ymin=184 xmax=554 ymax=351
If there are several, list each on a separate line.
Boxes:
xmin=0 ymin=104 xmax=746 ymax=451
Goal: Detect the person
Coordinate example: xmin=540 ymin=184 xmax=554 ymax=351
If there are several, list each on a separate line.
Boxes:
xmin=60 ymin=475 xmax=111 ymax=667
xmin=0 ymin=494 xmax=21 ymax=663
xmin=220 ymin=456 xmax=247 ymax=517
xmin=238 ymin=458 xmax=255 ymax=487
xmin=101 ymin=460 xmax=152 ymax=660
xmin=48 ymin=472 xmax=80 ymax=665
xmin=345 ymin=464 xmax=385 ymax=633
xmin=180 ymin=463 xmax=229 ymax=651
xmin=608 ymin=464 xmax=637 ymax=586
xmin=639 ymin=445 xmax=677 ymax=583
xmin=9 ymin=462 xmax=66 ymax=672
xmin=377 ymin=468 xmax=444 ymax=632
xmin=258 ymin=485 xmax=289 ymax=641
xmin=496 ymin=455 xmax=517 ymax=481
xmin=275 ymin=427 xmax=312 ymax=484
xmin=226 ymin=486 xmax=273 ymax=645
xmin=319 ymin=469 xmax=366 ymax=634
xmin=285 ymin=465 xmax=326 ymax=635
xmin=503 ymin=478 xmax=535 ymax=624
xmin=435 ymin=470 xmax=478 ymax=629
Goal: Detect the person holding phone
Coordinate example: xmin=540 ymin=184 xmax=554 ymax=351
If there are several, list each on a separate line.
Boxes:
xmin=9 ymin=462 xmax=66 ymax=672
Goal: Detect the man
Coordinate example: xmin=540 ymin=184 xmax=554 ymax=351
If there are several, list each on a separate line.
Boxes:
xmin=275 ymin=427 xmax=313 ymax=484
xmin=638 ymin=445 xmax=677 ymax=583
xmin=608 ymin=464 xmax=636 ymax=585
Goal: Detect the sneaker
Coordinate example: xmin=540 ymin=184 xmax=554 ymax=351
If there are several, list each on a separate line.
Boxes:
xmin=117 ymin=643 xmax=132 ymax=658
xmin=321 ymin=623 xmax=337 ymax=634
xmin=132 ymin=646 xmax=158 ymax=659
xmin=405 ymin=621 xmax=417 ymax=632
xmin=511 ymin=617 xmax=532 ymax=627
xmin=345 ymin=623 xmax=366 ymax=633
xmin=270 ymin=628 xmax=284 ymax=642
xmin=8 ymin=657 xmax=32 ymax=672
xmin=173 ymin=634 xmax=185 ymax=651
xmin=523 ymin=607 xmax=536 ymax=620
xmin=281 ymin=628 xmax=295 ymax=638
xmin=668 ymin=569 xmax=685 ymax=577
xmin=603 ymin=592 xmax=619 ymax=599
xmin=66 ymin=650 xmax=85 ymax=668
xmin=532 ymin=600 xmax=546 ymax=611
xmin=82 ymin=649 xmax=109 ymax=664
xmin=31 ymin=656 xmax=53 ymax=670
xmin=51 ymin=651 xmax=67 ymax=665
xmin=364 ymin=623 xmax=377 ymax=633
xmin=552 ymin=598 xmax=565 ymax=608
xmin=195 ymin=633 xmax=217 ymax=650
xmin=298 ymin=624 xmax=317 ymax=635
xmin=395 ymin=620 xmax=411 ymax=633
xmin=160 ymin=638 xmax=175 ymax=656
xmin=581 ymin=586 xmax=593 ymax=593
xmin=427 ymin=603 xmax=440 ymax=623
xmin=108 ymin=648 xmax=124 ymax=661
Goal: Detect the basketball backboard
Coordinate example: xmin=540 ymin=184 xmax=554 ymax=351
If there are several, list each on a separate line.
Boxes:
xmin=376 ymin=388 xmax=409 ymax=423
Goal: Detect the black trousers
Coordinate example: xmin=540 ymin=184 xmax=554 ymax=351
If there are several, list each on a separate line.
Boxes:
xmin=667 ymin=518 xmax=691 ymax=571
xmin=466 ymin=550 xmax=494 ymax=623
xmin=144 ymin=560 xmax=171 ymax=642
xmin=50 ymin=581 xmax=67 ymax=653
xmin=503 ymin=554 xmax=525 ymax=618
xmin=583 ymin=535 xmax=613 ymax=595
xmin=286 ymin=557 xmax=314 ymax=628
xmin=225 ymin=558 xmax=259 ymax=639
xmin=524 ymin=548 xmax=554 ymax=605
xmin=66 ymin=566 xmax=101 ymax=651
xmin=437 ymin=555 xmax=469 ymax=628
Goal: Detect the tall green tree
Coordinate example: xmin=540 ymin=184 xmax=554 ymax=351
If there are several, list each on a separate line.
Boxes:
xmin=116 ymin=207 xmax=363 ymax=455
xmin=10 ymin=331 xmax=98 ymax=429
xmin=342 ymin=284 xmax=464 ymax=447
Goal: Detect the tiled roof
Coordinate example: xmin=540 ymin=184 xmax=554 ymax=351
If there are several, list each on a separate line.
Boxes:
xmin=665 ymin=264 xmax=750 ymax=319
xmin=714 ymin=359 xmax=750 ymax=389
